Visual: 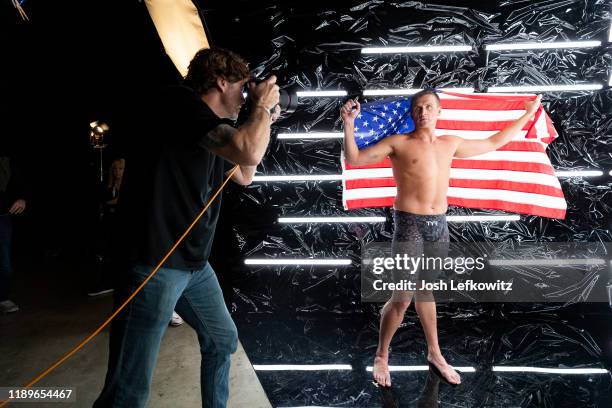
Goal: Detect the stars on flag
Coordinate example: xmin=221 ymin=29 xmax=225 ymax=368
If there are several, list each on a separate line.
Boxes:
xmin=352 ymin=96 xmax=415 ymax=149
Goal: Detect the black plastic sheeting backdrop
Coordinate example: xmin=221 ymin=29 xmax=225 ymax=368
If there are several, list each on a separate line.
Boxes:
xmin=201 ymin=0 xmax=612 ymax=314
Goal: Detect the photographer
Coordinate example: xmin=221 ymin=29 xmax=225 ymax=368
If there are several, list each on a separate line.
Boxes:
xmin=94 ymin=47 xmax=279 ymax=408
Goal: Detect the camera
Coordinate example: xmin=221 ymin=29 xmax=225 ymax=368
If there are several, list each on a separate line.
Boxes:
xmin=247 ymin=76 xmax=299 ymax=114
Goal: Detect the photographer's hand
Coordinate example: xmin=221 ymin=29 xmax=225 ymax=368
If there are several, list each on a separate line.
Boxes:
xmin=249 ymin=75 xmax=280 ymax=112
xmin=202 ymin=76 xmax=280 ymax=168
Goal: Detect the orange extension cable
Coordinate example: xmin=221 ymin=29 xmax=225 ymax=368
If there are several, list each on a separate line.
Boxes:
xmin=0 ymin=165 xmax=239 ymax=408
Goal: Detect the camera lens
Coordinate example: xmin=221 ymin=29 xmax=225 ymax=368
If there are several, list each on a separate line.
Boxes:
xmin=278 ymin=88 xmax=298 ymax=114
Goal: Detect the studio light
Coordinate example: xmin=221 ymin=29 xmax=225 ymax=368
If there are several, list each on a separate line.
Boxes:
xmin=446 ymin=215 xmax=520 ymax=222
xmin=365 ymin=365 xmax=476 ymax=372
xmin=360 ymin=366 xmax=608 ymax=374
xmin=278 ymin=215 xmax=520 ymax=223
xmin=361 ymin=45 xmax=472 ymax=54
xmin=89 ymin=121 xmax=109 ymax=149
xmin=487 ymin=84 xmax=603 ymax=93
xmin=555 ymin=170 xmax=604 ymax=177
xmin=244 ymin=259 xmax=352 ymax=266
xmin=492 ymin=366 xmax=608 ymax=374
xmin=252 ymin=175 xmax=343 ymax=181
xmin=296 ymin=91 xmax=347 ymax=97
xmin=278 ymin=217 xmax=387 ymax=223
xmin=363 ymin=87 xmax=474 ymax=96
xmin=488 ymin=259 xmax=605 ymax=266
xmin=253 ymin=170 xmax=606 ymax=182
xmin=485 ymin=40 xmax=601 ymax=51
xmin=277 ymin=133 xmax=343 ymax=140
xmin=253 ymin=364 xmax=352 ymax=371
xmin=89 ymin=121 xmax=110 ymax=183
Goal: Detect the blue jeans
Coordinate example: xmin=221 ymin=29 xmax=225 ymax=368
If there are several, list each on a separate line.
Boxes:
xmin=0 ymin=215 xmax=12 ymax=301
xmin=94 ymin=262 xmax=238 ymax=408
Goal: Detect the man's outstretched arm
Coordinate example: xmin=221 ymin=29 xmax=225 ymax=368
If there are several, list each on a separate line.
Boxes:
xmin=454 ymin=95 xmax=542 ymax=158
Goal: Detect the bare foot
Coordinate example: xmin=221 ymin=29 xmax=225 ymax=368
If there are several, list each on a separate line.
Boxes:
xmin=427 ymin=352 xmax=461 ymax=385
xmin=373 ymin=355 xmax=392 ymax=387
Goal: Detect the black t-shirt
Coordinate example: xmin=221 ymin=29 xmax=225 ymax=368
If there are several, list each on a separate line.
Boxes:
xmin=118 ymin=86 xmax=235 ymax=271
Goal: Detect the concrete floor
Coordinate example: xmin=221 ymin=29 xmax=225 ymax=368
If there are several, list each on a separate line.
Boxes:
xmin=0 ymin=261 xmax=271 ymax=408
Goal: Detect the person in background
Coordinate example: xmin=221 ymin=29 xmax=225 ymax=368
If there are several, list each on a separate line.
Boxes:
xmin=88 ymin=158 xmax=125 ymax=297
xmin=104 ymin=158 xmax=125 ymax=210
xmin=0 ymin=154 xmax=27 ymax=314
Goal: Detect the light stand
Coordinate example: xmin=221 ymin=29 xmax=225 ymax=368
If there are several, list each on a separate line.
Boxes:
xmin=89 ymin=121 xmax=109 ymax=184
xmin=88 ymin=121 xmax=110 ymax=295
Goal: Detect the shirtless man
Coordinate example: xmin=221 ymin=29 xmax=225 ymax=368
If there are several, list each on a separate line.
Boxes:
xmin=341 ymin=90 xmax=542 ymax=387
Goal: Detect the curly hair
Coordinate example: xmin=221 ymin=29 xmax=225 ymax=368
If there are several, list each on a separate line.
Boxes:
xmin=184 ymin=47 xmax=250 ymax=94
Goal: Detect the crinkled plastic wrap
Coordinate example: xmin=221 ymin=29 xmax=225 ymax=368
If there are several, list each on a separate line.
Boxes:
xmin=202 ymin=0 xmax=612 ymax=314
xmin=234 ymin=310 xmax=612 ymax=407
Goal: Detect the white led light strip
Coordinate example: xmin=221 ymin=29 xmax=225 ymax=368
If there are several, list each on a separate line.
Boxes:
xmin=365 ymin=365 xmax=476 ymax=372
xmin=278 ymin=215 xmax=520 ymax=223
xmin=488 ymin=84 xmax=603 ymax=93
xmin=252 ymin=175 xmax=342 ymax=181
xmin=446 ymin=215 xmax=520 ymax=222
xmin=277 ymin=133 xmax=343 ymax=140
xmin=296 ymin=91 xmax=347 ymax=97
xmin=244 ymin=259 xmax=352 ymax=266
xmin=485 ymin=40 xmax=601 ymax=51
xmin=492 ymin=366 xmax=608 ymax=374
xmin=290 ymin=84 xmax=605 ymax=99
xmin=555 ymin=170 xmax=603 ymax=177
xmin=362 ymin=45 xmax=472 ymax=54
xmin=253 ymin=171 xmax=606 ymax=182
xmin=253 ymin=364 xmax=352 ymax=371
xmin=279 ymin=217 xmax=386 ymax=223
xmin=488 ymin=259 xmax=605 ymax=266
xmin=363 ymin=87 xmax=474 ymax=96
xmin=254 ymin=364 xmax=608 ymax=374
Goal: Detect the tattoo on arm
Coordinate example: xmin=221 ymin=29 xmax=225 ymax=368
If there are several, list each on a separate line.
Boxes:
xmin=202 ymin=124 xmax=236 ymax=149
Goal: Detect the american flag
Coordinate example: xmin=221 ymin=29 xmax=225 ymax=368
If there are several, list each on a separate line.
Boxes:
xmin=341 ymin=91 xmax=567 ymax=219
